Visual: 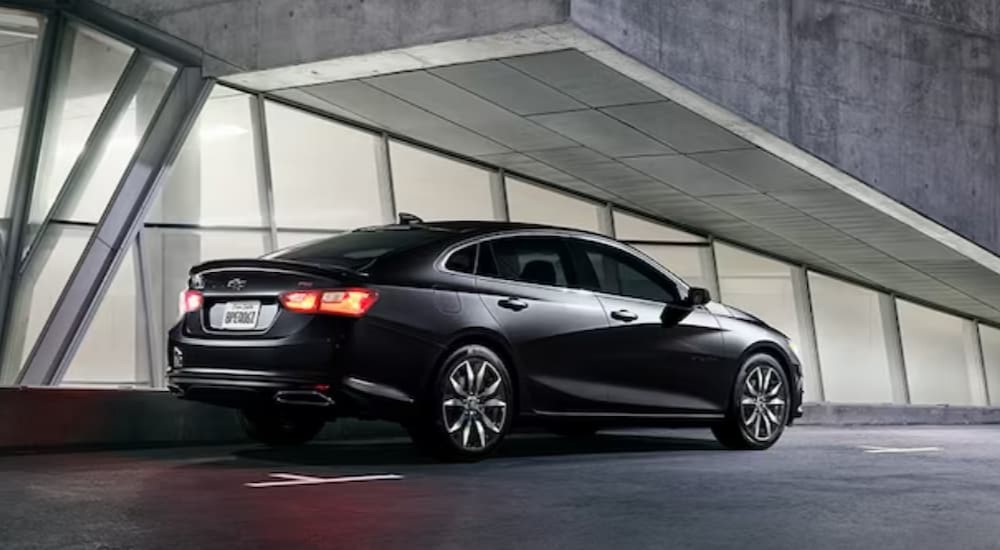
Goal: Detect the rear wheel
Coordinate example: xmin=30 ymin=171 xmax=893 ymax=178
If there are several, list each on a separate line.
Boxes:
xmin=712 ymin=354 xmax=790 ymax=450
xmin=239 ymin=406 xmax=326 ymax=446
xmin=408 ymin=344 xmax=514 ymax=462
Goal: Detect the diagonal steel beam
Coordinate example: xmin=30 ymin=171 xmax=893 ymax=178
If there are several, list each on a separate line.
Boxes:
xmin=17 ymin=67 xmax=212 ymax=386
xmin=19 ymin=51 xmax=151 ymax=272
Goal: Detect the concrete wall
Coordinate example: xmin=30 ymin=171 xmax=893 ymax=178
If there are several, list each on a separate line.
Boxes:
xmin=92 ymin=0 xmax=569 ymax=74
xmin=572 ymin=0 xmax=1000 ymax=254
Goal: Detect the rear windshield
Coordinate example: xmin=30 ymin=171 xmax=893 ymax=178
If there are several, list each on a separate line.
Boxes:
xmin=267 ymin=227 xmax=451 ymax=269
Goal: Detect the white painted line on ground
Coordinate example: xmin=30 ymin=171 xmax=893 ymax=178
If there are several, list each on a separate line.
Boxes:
xmin=859 ymin=446 xmax=943 ymax=454
xmin=245 ymin=473 xmax=404 ymax=488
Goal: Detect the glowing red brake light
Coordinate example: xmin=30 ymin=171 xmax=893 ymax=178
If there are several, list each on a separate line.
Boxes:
xmin=280 ymin=288 xmax=378 ymax=317
xmin=280 ymin=290 xmax=319 ymax=312
xmin=179 ymin=289 xmax=203 ymax=316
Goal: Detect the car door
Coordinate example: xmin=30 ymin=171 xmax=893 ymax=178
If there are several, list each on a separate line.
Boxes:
xmin=566 ymin=238 xmax=726 ymax=415
xmin=474 ymin=235 xmax=611 ymax=413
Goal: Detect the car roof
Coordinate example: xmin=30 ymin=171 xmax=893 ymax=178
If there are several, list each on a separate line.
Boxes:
xmin=377 ymin=220 xmax=607 ymax=239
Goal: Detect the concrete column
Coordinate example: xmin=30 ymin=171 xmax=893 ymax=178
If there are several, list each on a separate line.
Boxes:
xmin=374 ymin=133 xmax=395 ymax=224
xmin=598 ymin=203 xmax=614 ymax=237
xmin=791 ymin=267 xmax=823 ymax=402
xmin=962 ymin=321 xmax=989 ymax=406
xmin=878 ymin=293 xmax=910 ymax=405
xmin=700 ymin=239 xmax=720 ymax=303
xmin=490 ymin=169 xmax=509 ymax=221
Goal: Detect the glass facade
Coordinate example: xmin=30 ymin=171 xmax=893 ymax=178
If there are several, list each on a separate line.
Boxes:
xmin=0 ymin=4 xmax=997 ymax=408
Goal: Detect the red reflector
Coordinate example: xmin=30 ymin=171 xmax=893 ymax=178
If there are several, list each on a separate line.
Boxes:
xmin=279 ymin=288 xmax=378 ymax=317
xmin=179 ymin=289 xmax=203 ymax=316
xmin=314 ymin=384 xmax=330 ymax=392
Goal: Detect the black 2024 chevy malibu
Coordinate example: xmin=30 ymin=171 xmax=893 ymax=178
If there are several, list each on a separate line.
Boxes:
xmin=167 ymin=217 xmax=803 ymax=461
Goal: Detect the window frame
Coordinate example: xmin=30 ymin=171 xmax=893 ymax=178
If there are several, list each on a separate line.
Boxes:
xmin=436 ymin=230 xmax=688 ymax=300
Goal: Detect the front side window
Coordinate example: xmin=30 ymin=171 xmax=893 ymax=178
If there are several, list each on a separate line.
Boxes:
xmin=570 ymin=240 xmax=678 ymax=303
xmin=479 ymin=237 xmax=574 ymax=288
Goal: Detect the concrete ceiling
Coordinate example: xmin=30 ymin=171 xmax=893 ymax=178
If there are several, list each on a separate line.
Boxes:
xmin=267 ymin=48 xmax=1000 ymax=323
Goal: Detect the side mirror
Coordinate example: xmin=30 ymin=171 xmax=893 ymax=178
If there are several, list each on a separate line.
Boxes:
xmin=687 ymin=287 xmax=711 ymax=307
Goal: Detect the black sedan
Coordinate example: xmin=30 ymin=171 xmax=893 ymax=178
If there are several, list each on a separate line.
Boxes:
xmin=167 ymin=217 xmax=803 ymax=461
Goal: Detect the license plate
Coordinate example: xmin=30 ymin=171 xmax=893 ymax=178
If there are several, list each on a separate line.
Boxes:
xmin=220 ymin=301 xmax=261 ymax=330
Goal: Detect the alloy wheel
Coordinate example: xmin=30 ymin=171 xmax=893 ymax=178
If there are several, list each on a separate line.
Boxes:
xmin=739 ymin=364 xmax=787 ymax=442
xmin=441 ymin=358 xmax=508 ymax=451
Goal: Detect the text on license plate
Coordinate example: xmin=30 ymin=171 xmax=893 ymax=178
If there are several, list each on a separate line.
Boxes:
xmin=221 ymin=301 xmax=261 ymax=330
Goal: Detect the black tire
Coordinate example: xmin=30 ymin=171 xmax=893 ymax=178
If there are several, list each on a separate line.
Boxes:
xmin=408 ymin=344 xmax=514 ymax=462
xmin=712 ymin=353 xmax=790 ymax=450
xmin=239 ymin=406 xmax=326 ymax=447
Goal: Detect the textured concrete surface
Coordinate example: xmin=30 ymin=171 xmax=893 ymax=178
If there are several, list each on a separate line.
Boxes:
xmin=1 ymin=426 xmax=999 ymax=549
xmin=572 ymin=0 xmax=1000 ymax=254
xmin=92 ymin=0 xmax=569 ymax=73
xmin=800 ymin=402 xmax=1000 ymax=425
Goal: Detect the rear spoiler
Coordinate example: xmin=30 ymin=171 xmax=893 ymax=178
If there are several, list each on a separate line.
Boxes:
xmin=190 ymin=258 xmax=367 ymax=281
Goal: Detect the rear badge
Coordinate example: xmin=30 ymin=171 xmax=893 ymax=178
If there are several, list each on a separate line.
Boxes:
xmin=297 ymin=281 xmax=314 ymax=288
xmin=226 ymin=278 xmax=247 ymax=291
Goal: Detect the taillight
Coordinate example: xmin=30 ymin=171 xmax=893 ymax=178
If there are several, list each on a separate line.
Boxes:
xmin=279 ymin=288 xmax=378 ymax=317
xmin=178 ymin=289 xmax=203 ymax=317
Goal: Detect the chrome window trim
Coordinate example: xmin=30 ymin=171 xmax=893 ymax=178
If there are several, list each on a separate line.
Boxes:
xmin=435 ymin=229 xmax=690 ymax=303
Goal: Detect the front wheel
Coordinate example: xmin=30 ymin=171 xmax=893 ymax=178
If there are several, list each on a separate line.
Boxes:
xmin=712 ymin=354 xmax=790 ymax=450
xmin=408 ymin=344 xmax=514 ymax=462
xmin=239 ymin=406 xmax=326 ymax=447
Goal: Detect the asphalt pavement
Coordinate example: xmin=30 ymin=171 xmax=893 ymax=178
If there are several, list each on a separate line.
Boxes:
xmin=1 ymin=425 xmax=998 ymax=549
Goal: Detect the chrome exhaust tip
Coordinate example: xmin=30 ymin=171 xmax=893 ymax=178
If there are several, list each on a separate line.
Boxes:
xmin=274 ymin=390 xmax=335 ymax=407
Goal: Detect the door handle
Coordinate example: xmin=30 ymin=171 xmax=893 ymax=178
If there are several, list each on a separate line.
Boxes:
xmin=497 ymin=297 xmax=528 ymax=311
xmin=610 ymin=309 xmax=638 ymax=322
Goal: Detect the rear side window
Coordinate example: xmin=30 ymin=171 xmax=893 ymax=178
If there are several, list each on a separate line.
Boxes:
xmin=480 ymin=237 xmax=574 ymax=288
xmin=270 ymin=228 xmax=450 ymax=269
xmin=445 ymin=244 xmax=476 ymax=274
xmin=571 ymin=240 xmax=678 ymax=303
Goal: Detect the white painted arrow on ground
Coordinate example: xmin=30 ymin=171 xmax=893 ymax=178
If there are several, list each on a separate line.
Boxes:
xmin=245 ymin=472 xmax=403 ymax=488
xmin=859 ymin=445 xmax=942 ymax=454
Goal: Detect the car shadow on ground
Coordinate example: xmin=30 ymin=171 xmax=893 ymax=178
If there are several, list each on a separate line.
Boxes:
xmin=230 ymin=431 xmax=725 ymax=467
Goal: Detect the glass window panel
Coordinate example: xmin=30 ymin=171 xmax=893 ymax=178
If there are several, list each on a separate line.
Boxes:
xmin=809 ymin=272 xmax=893 ymax=403
xmin=897 ymin=299 xmax=972 ymax=405
xmin=276 ymin=230 xmax=339 ymax=249
xmin=58 ymin=61 xmax=175 ymax=223
xmin=978 ymin=324 xmax=1000 ymax=406
xmin=390 ymin=141 xmax=495 ymax=221
xmin=267 ymin=101 xmax=382 ymax=229
xmin=633 ymin=244 xmax=712 ymax=290
xmin=506 ymin=177 xmax=601 ymax=232
xmin=62 ymin=247 xmax=143 ymax=387
xmin=715 ymin=243 xmax=801 ymax=348
xmin=28 ymin=24 xmax=134 ymax=233
xmin=613 ymin=210 xmax=704 ymax=243
xmin=147 ymin=86 xmax=264 ymax=227
xmin=0 ymin=9 xmax=42 ymax=229
xmin=2 ymin=30 xmax=175 ymax=383
xmin=2 ymin=223 xmax=90 ymax=382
